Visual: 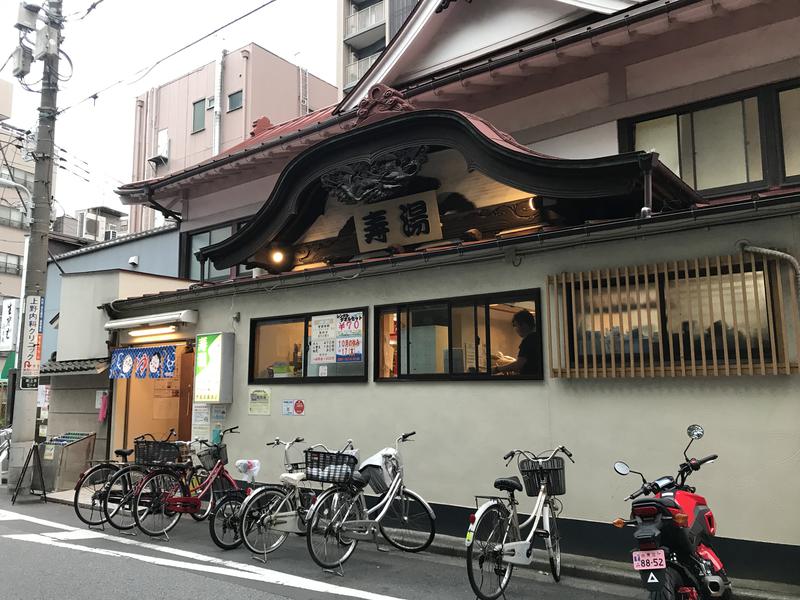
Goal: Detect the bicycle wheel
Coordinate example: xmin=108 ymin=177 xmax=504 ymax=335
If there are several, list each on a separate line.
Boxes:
xmin=208 ymin=494 xmax=244 ymax=550
xmin=74 ymin=464 xmax=118 ymax=526
xmin=547 ymin=504 xmax=561 ymax=583
xmin=241 ymin=486 xmax=292 ymax=555
xmin=306 ymin=488 xmax=364 ymax=569
xmin=103 ymin=465 xmax=148 ymax=531
xmin=187 ymin=468 xmax=212 ymax=522
xmin=378 ymin=488 xmax=435 ymax=552
xmin=466 ymin=503 xmax=515 ymax=600
xmin=133 ymin=469 xmax=187 ymax=537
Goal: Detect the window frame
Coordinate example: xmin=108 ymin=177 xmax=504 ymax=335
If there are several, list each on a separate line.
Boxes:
xmin=182 ymin=219 xmax=251 ymax=281
xmin=227 ymin=90 xmax=243 ymax=113
xmin=374 ymin=288 xmax=544 ymax=382
xmin=248 ymin=306 xmax=369 ymax=385
xmin=191 ymin=98 xmax=206 ymax=134
xmin=620 ymin=79 xmax=800 ymax=198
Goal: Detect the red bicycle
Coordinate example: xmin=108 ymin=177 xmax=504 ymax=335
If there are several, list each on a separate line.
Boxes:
xmin=132 ymin=426 xmax=243 ymax=538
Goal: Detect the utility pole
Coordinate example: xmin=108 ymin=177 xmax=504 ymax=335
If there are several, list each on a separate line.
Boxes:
xmin=12 ymin=0 xmax=63 ymax=443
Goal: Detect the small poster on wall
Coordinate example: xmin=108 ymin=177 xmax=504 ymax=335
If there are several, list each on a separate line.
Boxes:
xmin=309 ymin=338 xmax=336 ymax=364
xmin=335 ymin=337 xmax=363 ymax=362
xmin=282 ymin=399 xmax=305 ymax=416
xmin=192 ymin=403 xmax=210 ymax=441
xmin=248 ymin=388 xmax=271 ymax=416
xmin=311 ymin=315 xmax=336 ymax=339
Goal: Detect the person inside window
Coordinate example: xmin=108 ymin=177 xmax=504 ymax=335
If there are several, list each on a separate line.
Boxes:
xmin=494 ymin=309 xmax=539 ymax=375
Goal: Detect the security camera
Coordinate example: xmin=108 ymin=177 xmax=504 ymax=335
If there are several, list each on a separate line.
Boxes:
xmin=128 ymin=255 xmax=139 ymax=267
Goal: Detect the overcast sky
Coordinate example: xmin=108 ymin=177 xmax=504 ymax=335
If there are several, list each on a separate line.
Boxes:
xmin=0 ymin=0 xmax=337 ymax=218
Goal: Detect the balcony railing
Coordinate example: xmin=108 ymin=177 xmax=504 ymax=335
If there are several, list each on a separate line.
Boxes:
xmin=345 ymin=1 xmax=385 ymax=38
xmin=344 ymin=52 xmax=381 ymax=88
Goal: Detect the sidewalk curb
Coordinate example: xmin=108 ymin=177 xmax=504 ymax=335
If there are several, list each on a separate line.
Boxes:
xmin=46 ymin=493 xmax=799 ymax=600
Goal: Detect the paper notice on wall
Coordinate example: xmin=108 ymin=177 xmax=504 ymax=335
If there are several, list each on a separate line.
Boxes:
xmin=43 ymin=445 xmax=55 ymax=461
xmin=309 ymin=338 xmax=336 ymax=364
xmin=318 ymin=365 xmax=327 ymax=377
xmin=311 ymin=315 xmax=337 ymax=339
xmin=210 ymin=405 xmax=227 ymax=421
xmin=95 ymin=390 xmax=105 ymax=409
xmin=248 ymin=388 xmax=270 ymax=416
xmin=192 ymin=403 xmax=210 ymax=441
xmin=336 ymin=336 xmax=363 ymax=362
xmin=336 ymin=312 xmax=363 ymax=337
xmin=36 ymin=385 xmax=50 ymax=408
xmin=282 ymin=399 xmax=305 ymax=416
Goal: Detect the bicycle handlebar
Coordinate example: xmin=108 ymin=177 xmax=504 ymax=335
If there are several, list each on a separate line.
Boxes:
xmin=503 ymin=445 xmax=575 ymax=465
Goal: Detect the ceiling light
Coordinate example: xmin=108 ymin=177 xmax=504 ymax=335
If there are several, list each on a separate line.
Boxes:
xmin=128 ymin=326 xmax=177 ymax=337
xmin=270 ymin=250 xmax=284 ymax=263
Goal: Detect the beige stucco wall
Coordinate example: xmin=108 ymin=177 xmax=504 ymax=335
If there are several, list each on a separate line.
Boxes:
xmin=150 ymin=212 xmax=800 ymax=547
xmin=46 ymin=374 xmax=109 ymax=462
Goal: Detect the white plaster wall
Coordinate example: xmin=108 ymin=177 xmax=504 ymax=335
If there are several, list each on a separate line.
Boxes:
xmin=529 ymin=122 xmax=619 ymax=159
xmin=179 ymin=213 xmax=800 ymax=547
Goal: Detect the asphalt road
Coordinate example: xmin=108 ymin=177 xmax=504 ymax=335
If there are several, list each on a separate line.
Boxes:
xmin=0 ymin=492 xmax=641 ymax=600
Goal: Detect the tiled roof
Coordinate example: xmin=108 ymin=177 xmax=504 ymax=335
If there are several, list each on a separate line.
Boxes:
xmin=49 ymin=222 xmax=178 ymax=261
xmin=40 ymin=359 xmax=108 ymax=375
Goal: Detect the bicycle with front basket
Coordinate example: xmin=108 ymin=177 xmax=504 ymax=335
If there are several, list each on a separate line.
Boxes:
xmin=304 ymin=431 xmax=436 ymax=570
xmin=465 ymin=445 xmax=575 ymax=600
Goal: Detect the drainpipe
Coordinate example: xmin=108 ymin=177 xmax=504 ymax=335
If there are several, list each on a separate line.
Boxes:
xmin=740 ymin=242 xmax=800 ymax=313
xmin=639 ymin=154 xmax=655 ymax=219
xmin=241 ymin=48 xmax=251 ymax=140
xmin=212 ymin=50 xmax=226 ymax=156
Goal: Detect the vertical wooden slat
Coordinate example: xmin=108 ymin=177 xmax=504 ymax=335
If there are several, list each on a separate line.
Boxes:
xmin=616 ymin=268 xmax=625 ymax=378
xmin=727 ymin=255 xmax=742 ymax=376
xmin=788 ymin=266 xmax=800 ymax=374
xmin=653 ymin=264 xmax=665 ymax=377
xmin=625 ymin=266 xmax=634 ymax=377
xmin=579 ymin=272 xmax=588 ymax=378
xmin=773 ymin=259 xmax=790 ymax=375
xmin=560 ymin=273 xmax=569 ymax=379
xmin=683 ymin=260 xmax=697 ymax=376
xmin=716 ymin=256 xmax=730 ymax=376
xmin=553 ymin=275 xmax=563 ymax=378
xmin=761 ymin=258 xmax=778 ymax=375
xmin=588 ymin=272 xmax=597 ymax=378
xmin=749 ymin=253 xmax=766 ymax=375
xmin=545 ymin=276 xmax=555 ymax=377
xmin=634 ymin=265 xmax=645 ymax=378
xmin=607 ymin=269 xmax=616 ymax=379
xmin=662 ymin=262 xmax=676 ymax=377
xmin=694 ymin=258 xmax=708 ymax=377
xmin=570 ymin=272 xmax=579 ymax=378
xmin=643 ymin=264 xmax=655 ymax=377
xmin=704 ymin=257 xmax=719 ymax=376
xmin=596 ymin=270 xmax=607 ymax=377
xmin=738 ymin=252 xmax=754 ymax=375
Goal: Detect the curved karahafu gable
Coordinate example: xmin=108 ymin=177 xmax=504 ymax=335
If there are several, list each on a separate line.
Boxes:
xmin=198 ymin=107 xmax=697 ymax=271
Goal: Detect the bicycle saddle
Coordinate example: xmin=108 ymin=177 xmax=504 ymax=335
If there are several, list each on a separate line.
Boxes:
xmin=279 ymin=472 xmax=306 ymax=486
xmin=494 ymin=476 xmax=523 ymax=493
xmin=114 ymin=449 xmax=134 ymax=458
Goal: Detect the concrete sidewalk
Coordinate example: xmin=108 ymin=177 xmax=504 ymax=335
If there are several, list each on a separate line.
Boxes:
xmin=44 ymin=490 xmax=800 ymax=600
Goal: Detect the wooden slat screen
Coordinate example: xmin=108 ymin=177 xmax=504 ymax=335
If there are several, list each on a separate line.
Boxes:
xmin=546 ymin=254 xmax=799 ymax=378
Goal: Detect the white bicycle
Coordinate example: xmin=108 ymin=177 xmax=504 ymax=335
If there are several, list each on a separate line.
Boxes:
xmin=465 ymin=445 xmax=575 ymax=600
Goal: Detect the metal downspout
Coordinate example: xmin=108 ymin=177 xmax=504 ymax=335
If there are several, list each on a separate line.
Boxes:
xmin=740 ymin=243 xmax=800 ymax=314
xmin=212 ymin=50 xmax=225 ymax=156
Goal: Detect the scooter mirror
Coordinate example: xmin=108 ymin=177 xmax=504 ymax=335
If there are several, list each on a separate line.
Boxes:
xmin=687 ymin=424 xmax=704 ymax=440
xmin=613 ymin=461 xmax=631 ymax=476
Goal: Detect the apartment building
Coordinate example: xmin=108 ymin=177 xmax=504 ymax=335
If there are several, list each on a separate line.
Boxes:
xmin=129 ymin=43 xmax=337 ymax=233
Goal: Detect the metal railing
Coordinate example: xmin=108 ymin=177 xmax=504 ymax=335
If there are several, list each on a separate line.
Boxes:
xmin=345 ymin=1 xmax=385 ymax=38
xmin=344 ymin=52 xmax=381 ymax=88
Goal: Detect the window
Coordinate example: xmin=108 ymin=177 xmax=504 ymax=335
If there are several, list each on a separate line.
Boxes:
xmin=249 ymin=309 xmax=367 ymax=383
xmin=228 ymin=90 xmax=243 ymax=112
xmin=188 ymin=226 xmax=232 ymax=281
xmin=376 ymin=290 xmax=543 ymax=381
xmin=633 ymin=97 xmax=763 ymax=192
xmin=546 ymin=254 xmax=796 ymax=378
xmin=192 ymin=99 xmax=205 ymax=133
xmin=206 ymin=96 xmax=215 ymax=110
xmin=0 ymin=165 xmax=34 ymax=195
xmin=0 ymin=252 xmax=22 ymax=275
xmin=779 ymin=87 xmax=800 ymax=178
xmin=0 ymin=205 xmax=25 ymax=229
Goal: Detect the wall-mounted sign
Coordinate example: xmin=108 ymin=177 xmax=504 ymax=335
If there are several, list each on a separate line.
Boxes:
xmin=0 ymin=298 xmax=19 ymax=352
xmin=248 ymin=388 xmax=271 ymax=416
xmin=194 ymin=332 xmax=234 ymax=403
xmin=109 ymin=346 xmax=176 ymax=379
xmin=354 ymin=190 xmax=442 ymax=253
xmin=282 ymin=398 xmax=305 ymax=416
xmin=191 ymin=403 xmax=210 ymax=442
xmin=20 ymin=295 xmax=44 ymax=389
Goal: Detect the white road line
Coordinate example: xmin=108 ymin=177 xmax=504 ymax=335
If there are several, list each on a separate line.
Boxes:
xmin=44 ymin=529 xmax=107 ymax=540
xmin=1 ymin=511 xmax=404 ymax=600
xmin=0 ymin=509 xmax=78 ymax=530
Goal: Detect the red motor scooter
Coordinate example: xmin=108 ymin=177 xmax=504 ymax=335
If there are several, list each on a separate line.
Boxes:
xmin=612 ymin=424 xmax=731 ymax=600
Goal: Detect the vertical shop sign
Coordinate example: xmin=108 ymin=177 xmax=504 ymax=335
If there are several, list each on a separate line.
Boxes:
xmin=0 ymin=298 xmax=19 ymax=351
xmin=194 ymin=332 xmax=234 ymax=403
xmin=20 ymin=295 xmax=44 ymax=389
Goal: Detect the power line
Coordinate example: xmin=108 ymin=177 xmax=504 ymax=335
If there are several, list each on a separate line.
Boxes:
xmin=57 ymin=0 xmax=281 ymax=115
xmin=65 ymin=0 xmax=108 ymax=21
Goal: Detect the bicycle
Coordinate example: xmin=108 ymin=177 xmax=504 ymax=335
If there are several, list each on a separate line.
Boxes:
xmin=304 ymin=431 xmax=436 ymax=570
xmin=102 ymin=439 xmax=211 ymax=532
xmin=73 ymin=429 xmax=176 ymax=527
xmin=465 ymin=445 xmax=575 ymax=600
xmin=132 ymin=426 xmax=244 ymax=540
xmin=239 ymin=436 xmax=353 ymax=559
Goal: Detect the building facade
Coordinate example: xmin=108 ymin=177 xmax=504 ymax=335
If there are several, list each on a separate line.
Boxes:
xmin=129 ymin=43 xmax=338 ymax=234
xmin=107 ymin=0 xmax=799 ymax=583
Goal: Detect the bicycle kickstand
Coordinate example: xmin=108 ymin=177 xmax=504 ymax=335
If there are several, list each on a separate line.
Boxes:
xmin=252 ymin=547 xmax=268 ymax=565
xmin=373 ymin=528 xmax=390 ymax=553
xmin=323 ymin=560 xmax=345 ymax=578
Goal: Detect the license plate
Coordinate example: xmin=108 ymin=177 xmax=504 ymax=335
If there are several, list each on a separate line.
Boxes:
xmin=632 ymin=549 xmax=666 ymax=571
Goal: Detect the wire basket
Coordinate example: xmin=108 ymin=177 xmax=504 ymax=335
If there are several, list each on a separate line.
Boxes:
xmin=134 ymin=440 xmax=182 ymax=466
xmin=519 ymin=457 xmax=566 ymax=497
xmin=304 ymin=450 xmax=358 ymax=484
xmin=197 ymin=444 xmax=228 ymax=470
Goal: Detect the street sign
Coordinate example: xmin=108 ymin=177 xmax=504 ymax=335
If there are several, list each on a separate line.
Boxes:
xmin=0 ymin=298 xmax=19 ymax=351
xmin=19 ymin=295 xmax=43 ymax=389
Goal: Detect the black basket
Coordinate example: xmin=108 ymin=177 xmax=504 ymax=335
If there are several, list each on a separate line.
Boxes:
xmin=197 ymin=444 xmax=228 ymax=470
xmin=304 ymin=450 xmax=358 ymax=484
xmin=519 ymin=457 xmax=566 ymax=496
xmin=134 ymin=440 xmax=182 ymax=466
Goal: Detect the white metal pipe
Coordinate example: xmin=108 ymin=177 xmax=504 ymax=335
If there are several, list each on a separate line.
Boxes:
xmin=740 ymin=242 xmax=800 ymax=316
